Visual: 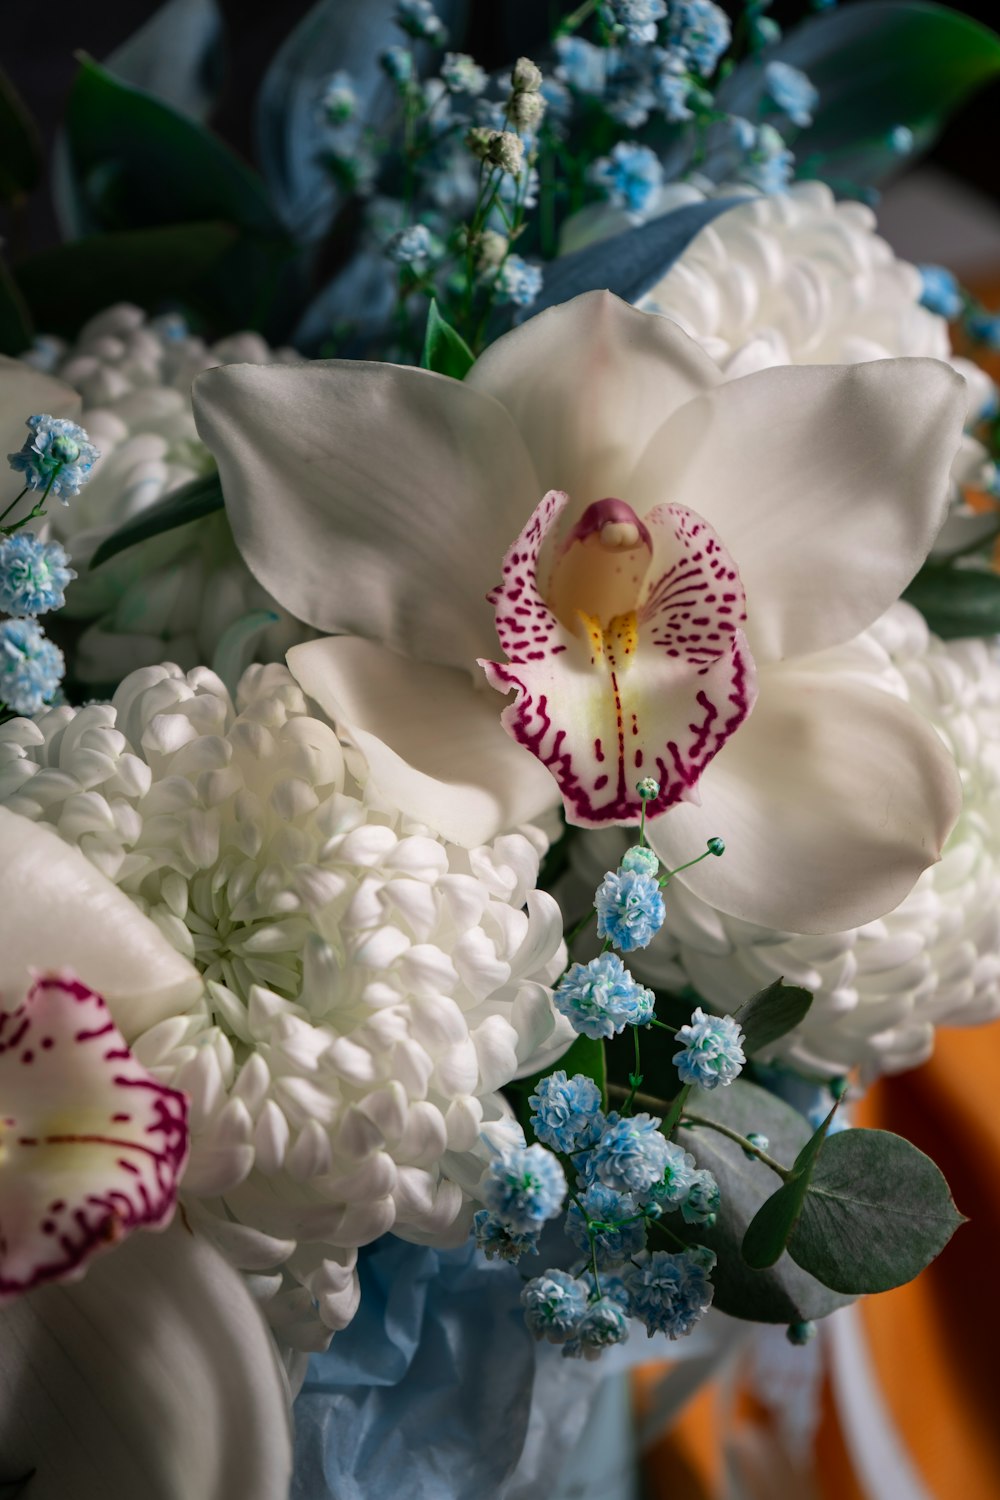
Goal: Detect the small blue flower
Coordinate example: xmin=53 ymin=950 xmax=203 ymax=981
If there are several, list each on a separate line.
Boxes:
xmin=665 ymin=0 xmax=731 ymax=76
xmin=521 ymin=1269 xmax=588 ymax=1343
xmin=764 ymin=61 xmax=818 ymax=127
xmin=385 ymin=223 xmax=435 ymax=266
xmin=680 ymin=1168 xmax=720 ymax=1225
xmin=579 ymin=1269 xmax=632 ymax=1311
xmin=918 ymin=265 xmax=963 ymax=321
xmin=620 ymin=844 xmax=660 ymax=877
xmin=473 ymin=1208 xmax=540 ymax=1263
xmin=554 ymin=953 xmax=655 ymax=1040
xmin=888 ymin=124 xmax=913 ymax=156
xmin=481 ymin=1142 xmax=567 ymax=1233
xmin=381 ymin=45 xmax=415 ymax=86
xmin=589 ymin=141 xmax=663 ymax=214
xmin=492 ymin=255 xmax=544 ymax=309
xmin=396 ymin=0 xmax=446 ymax=44
xmin=965 ymin=309 xmax=1000 ymax=351
xmin=555 ymin=36 xmax=609 ymax=97
xmin=595 ymin=867 xmax=665 ymax=952
xmin=0 ymin=534 xmax=75 ymax=616
xmin=590 ymin=1112 xmax=671 ymax=1195
xmin=8 ymin=415 xmax=100 ymax=503
xmin=626 ymin=1247 xmax=716 ymax=1338
xmin=320 ymin=70 xmax=358 ymax=124
xmin=562 ymin=1296 xmax=631 ymax=1359
xmin=638 ymin=1139 xmax=696 ymax=1211
xmin=652 ymin=54 xmax=694 ymax=122
xmin=529 ymin=1070 xmax=605 ymax=1153
xmin=565 ymin=1182 xmax=647 ymax=1267
xmin=674 ymin=1007 xmax=745 ymax=1089
xmin=0 ymin=617 xmax=64 ymax=715
xmin=733 ymin=119 xmax=794 ymax=193
xmin=600 ymin=0 xmax=667 ymax=45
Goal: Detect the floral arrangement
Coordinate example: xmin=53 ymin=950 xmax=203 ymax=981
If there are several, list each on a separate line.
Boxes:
xmin=1 ymin=0 xmax=1000 ymax=1495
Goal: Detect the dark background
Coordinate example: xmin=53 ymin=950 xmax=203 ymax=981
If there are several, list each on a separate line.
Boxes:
xmin=2 ymin=0 xmax=999 ymax=258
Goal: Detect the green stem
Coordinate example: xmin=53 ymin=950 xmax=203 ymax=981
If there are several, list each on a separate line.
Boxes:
xmin=0 ymin=484 xmax=29 ymax=528
xmin=557 ymin=0 xmax=599 ymax=34
xmin=622 ymin=1025 xmax=643 ymax=1115
xmin=660 ymin=1083 xmax=692 ymax=1139
xmin=681 ymin=1112 xmax=791 ymax=1180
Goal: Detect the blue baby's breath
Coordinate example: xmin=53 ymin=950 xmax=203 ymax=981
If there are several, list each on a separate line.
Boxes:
xmin=0 ymin=534 xmax=75 ymax=617
xmin=529 ymin=1070 xmax=605 ymax=1153
xmin=595 ymin=866 xmax=665 ymax=951
xmin=8 ymin=415 xmax=100 ymax=503
xmin=521 ymin=1269 xmax=588 ymax=1343
xmin=565 ymin=1182 xmax=647 ymax=1267
xmin=675 ymin=1007 xmax=745 ymax=1089
xmin=590 ymin=1112 xmax=671 ymax=1195
xmin=554 ymin=953 xmax=655 ymax=1040
xmin=481 ymin=1142 xmax=567 ymax=1233
xmin=626 ymin=1247 xmax=716 ymax=1338
xmin=0 ymin=618 xmax=64 ymax=714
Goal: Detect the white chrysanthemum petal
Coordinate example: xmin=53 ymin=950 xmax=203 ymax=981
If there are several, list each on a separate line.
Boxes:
xmin=0 ymin=661 xmax=566 ymax=1349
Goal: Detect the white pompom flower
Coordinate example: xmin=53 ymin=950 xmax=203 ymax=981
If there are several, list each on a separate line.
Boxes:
xmin=566 ymin=602 xmax=1000 ymax=1081
xmin=20 ymin=304 xmax=306 ymax=687
xmin=0 ymin=661 xmax=570 ymax=1348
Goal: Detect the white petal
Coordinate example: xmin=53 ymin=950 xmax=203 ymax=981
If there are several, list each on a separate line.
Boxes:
xmin=287 ymin=636 xmax=559 ymax=846
xmin=0 ymin=1220 xmax=292 ymax=1500
xmin=193 ymin=359 xmax=540 ymax=668
xmin=465 ymin=291 xmax=719 ymax=521
xmin=629 ymin=358 xmax=968 ymax=662
xmin=0 ymin=809 xmax=201 ymax=1039
xmin=647 ymin=664 xmax=962 ymax=933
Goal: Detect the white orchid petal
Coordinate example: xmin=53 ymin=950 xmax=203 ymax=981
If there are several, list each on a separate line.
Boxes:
xmin=193 ymin=359 xmax=540 ymax=668
xmin=0 ymin=1219 xmax=292 ymax=1500
xmin=629 ymin=358 xmax=968 ymax=663
xmin=647 ymin=665 xmax=962 ymax=933
xmin=465 ymin=290 xmax=719 ymax=521
xmin=0 ymin=809 xmax=201 ymax=1039
xmin=0 ymin=974 xmax=188 ymax=1300
xmin=482 ymin=491 xmax=756 ymax=826
xmin=287 ymin=636 xmax=558 ymax=846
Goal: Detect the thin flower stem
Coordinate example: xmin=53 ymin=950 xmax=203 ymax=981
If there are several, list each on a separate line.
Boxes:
xmin=680 ymin=1112 xmax=791 ymax=1180
xmin=622 ymin=1025 xmax=643 ymax=1115
xmin=648 ymin=1217 xmax=690 ymax=1252
xmin=0 ymin=484 xmax=29 ymax=527
xmin=557 ymin=0 xmax=599 ymax=34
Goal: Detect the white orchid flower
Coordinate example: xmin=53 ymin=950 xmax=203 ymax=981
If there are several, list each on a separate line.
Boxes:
xmin=0 ymin=809 xmax=292 ymax=1496
xmin=193 ymin=291 xmax=966 ymax=933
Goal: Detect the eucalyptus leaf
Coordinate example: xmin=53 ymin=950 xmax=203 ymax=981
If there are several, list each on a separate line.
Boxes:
xmin=0 ymin=67 xmax=42 ymax=202
xmin=15 ymin=223 xmax=238 ymax=338
xmin=421 ymin=299 xmax=475 ymax=379
xmin=674 ymin=1079 xmax=851 ymax=1323
xmin=741 ymin=1103 xmax=836 ymax=1271
xmin=903 ymin=564 xmax=1000 ymax=639
xmin=90 ymin=472 xmax=224 ymax=570
xmin=787 ymin=1127 xmax=965 ymax=1294
xmin=105 ymin=0 xmax=225 ymax=121
xmin=735 ymin=979 xmax=813 ymax=1059
xmin=718 ymin=0 xmax=1000 ymax=190
xmin=528 ymin=196 xmax=748 ymax=316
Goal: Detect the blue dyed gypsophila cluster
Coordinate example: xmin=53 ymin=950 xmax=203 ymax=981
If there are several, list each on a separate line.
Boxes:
xmin=627 ymin=1246 xmax=717 ymax=1338
xmin=918 ymin=265 xmax=964 ymax=322
xmin=588 ymin=141 xmax=663 ymax=214
xmin=0 ymin=534 xmax=75 ymax=617
xmin=731 ymin=118 xmax=795 ymax=194
xmin=480 ymin=1139 xmax=567 ymax=1234
xmin=8 ymin=415 xmax=100 ymax=502
xmin=664 ymin=0 xmax=731 ymax=76
xmin=600 ymin=0 xmax=667 ymax=45
xmin=529 ymin=1070 xmax=604 ymax=1152
xmin=764 ymin=61 xmax=818 ymax=128
xmin=0 ymin=618 xmax=64 ymax=716
xmin=595 ymin=866 xmax=665 ymax=951
xmin=555 ymin=952 xmax=655 ymax=1039
xmin=674 ymin=1007 xmax=746 ymax=1089
xmin=396 ymin=0 xmax=447 ymax=44
xmin=320 ymin=70 xmax=357 ymax=125
xmin=385 ymin=223 xmax=436 ymax=266
xmin=489 ymin=255 xmax=544 ymax=309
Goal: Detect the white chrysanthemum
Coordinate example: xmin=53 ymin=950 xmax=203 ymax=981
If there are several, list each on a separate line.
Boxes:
xmin=22 ymin=304 xmax=306 ymax=687
xmin=0 ymin=661 xmax=569 ymax=1348
xmin=639 ymin=180 xmax=993 ymax=540
xmin=568 ymin=603 xmax=1000 ymax=1081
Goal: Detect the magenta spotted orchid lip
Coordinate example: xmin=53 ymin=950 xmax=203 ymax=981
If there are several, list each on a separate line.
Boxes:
xmin=0 ymin=972 xmax=189 ymax=1301
xmin=480 ymin=492 xmax=756 ymax=826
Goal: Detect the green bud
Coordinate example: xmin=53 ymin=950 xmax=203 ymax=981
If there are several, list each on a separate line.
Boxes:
xmin=786 ymin=1320 xmax=816 ymax=1346
xmin=707 ymin=836 xmax=725 ymax=857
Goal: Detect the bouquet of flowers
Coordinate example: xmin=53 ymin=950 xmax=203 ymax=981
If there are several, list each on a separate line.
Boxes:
xmin=2 ymin=0 xmax=1000 ymax=1494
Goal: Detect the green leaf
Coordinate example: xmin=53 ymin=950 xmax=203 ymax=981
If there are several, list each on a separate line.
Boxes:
xmin=0 ymin=257 xmax=33 ymax=356
xmin=420 ymin=300 xmax=475 ymax=380
xmin=67 ymin=55 xmax=282 ymax=236
xmin=674 ymin=1079 xmax=852 ymax=1324
xmin=741 ymin=1102 xmax=837 ymax=1271
xmin=90 ymin=471 xmax=224 ymax=569
xmin=735 ymin=979 xmax=813 ymax=1059
xmin=14 ymin=223 xmax=239 ymax=339
xmin=787 ymin=1127 xmax=965 ymax=1294
xmin=0 ymin=67 xmax=42 ymax=202
xmin=903 ymin=564 xmax=1000 ymax=639
xmin=720 ymin=1 xmax=1000 ymax=190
